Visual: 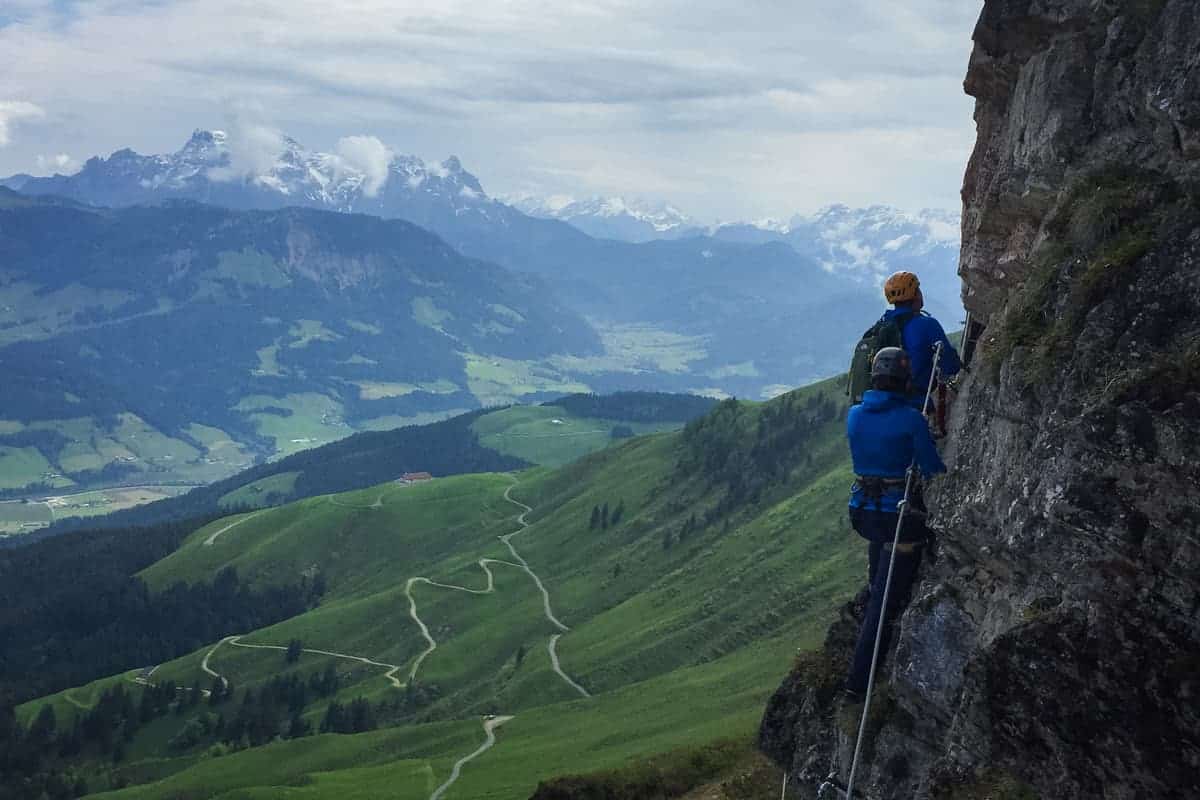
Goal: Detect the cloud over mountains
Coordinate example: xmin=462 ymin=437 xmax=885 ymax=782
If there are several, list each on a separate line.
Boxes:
xmin=0 ymin=1 xmax=982 ymax=219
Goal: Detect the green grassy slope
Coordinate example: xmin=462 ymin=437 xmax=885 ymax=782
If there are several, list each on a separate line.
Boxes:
xmin=470 ymin=404 xmax=679 ymax=467
xmin=32 ymin=392 xmax=704 ymax=542
xmin=91 ymin=636 xmax=810 ymax=800
xmin=217 ymin=471 xmax=301 ymax=511
xmin=24 ymin=378 xmax=861 ymax=798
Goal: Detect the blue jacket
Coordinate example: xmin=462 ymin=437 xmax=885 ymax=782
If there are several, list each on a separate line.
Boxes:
xmin=847 ymin=390 xmax=946 ymax=512
xmin=885 ymin=305 xmax=962 ymax=408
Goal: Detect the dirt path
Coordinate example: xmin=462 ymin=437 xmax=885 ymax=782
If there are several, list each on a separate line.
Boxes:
xmin=131 ymin=662 xmax=212 ymax=698
xmin=207 ymin=488 xmax=385 ymax=547
xmin=201 ymin=636 xmax=237 ymax=689
xmin=131 ymin=664 xmax=161 ymax=686
xmin=203 ymin=511 xmax=265 ymax=546
xmin=186 ymin=473 xmax=583 ymax=794
xmin=429 ymin=715 xmax=515 ymax=800
xmin=548 ymin=634 xmax=590 ymax=697
xmin=327 ymin=492 xmax=386 ymax=510
xmin=201 ymin=635 xmax=405 ymax=689
xmin=404 ymin=558 xmax=523 ymax=680
xmin=63 ymin=690 xmax=92 ymax=710
xmin=404 ymin=478 xmax=589 ymax=698
xmin=498 ymin=483 xmax=570 ymax=633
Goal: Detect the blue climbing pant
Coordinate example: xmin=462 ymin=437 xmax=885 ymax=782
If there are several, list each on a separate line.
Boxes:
xmin=846 ymin=507 xmax=926 ymax=694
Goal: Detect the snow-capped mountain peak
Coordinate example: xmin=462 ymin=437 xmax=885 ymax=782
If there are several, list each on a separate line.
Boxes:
xmin=38 ymin=129 xmax=505 ymax=217
xmin=508 ymin=194 xmax=701 ymax=241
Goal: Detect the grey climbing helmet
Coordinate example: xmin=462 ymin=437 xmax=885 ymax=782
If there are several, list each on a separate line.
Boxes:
xmin=871 ymin=346 xmax=911 ymax=381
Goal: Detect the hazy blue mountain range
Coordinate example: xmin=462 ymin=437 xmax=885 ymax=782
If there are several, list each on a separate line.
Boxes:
xmin=1 ymin=131 xmax=886 ymax=393
xmin=4 ymin=136 xmax=960 ymax=323
xmin=0 ymin=132 xmax=911 ymax=499
xmin=0 ymin=189 xmax=598 ymax=495
xmin=515 ymin=194 xmax=964 ymax=322
xmin=1 ymin=129 xmax=591 ymax=276
xmin=713 ymin=205 xmax=963 ymax=322
xmin=507 ymin=195 xmax=706 ymax=243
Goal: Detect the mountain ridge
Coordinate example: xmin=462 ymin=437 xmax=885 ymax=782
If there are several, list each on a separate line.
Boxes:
xmin=3 ymin=132 xmax=959 ymax=317
xmin=0 ymin=194 xmax=601 ymax=499
xmin=508 ymin=194 xmax=705 ymax=243
xmin=511 ymin=192 xmax=964 ymax=317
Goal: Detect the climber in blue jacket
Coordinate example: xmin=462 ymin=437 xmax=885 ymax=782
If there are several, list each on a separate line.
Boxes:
xmin=882 ymin=271 xmax=962 ymax=409
xmin=844 ymin=346 xmax=946 ymax=699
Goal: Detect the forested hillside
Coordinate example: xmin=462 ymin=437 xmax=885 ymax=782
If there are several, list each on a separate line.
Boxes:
xmin=0 ymin=190 xmax=595 ymax=497
xmin=5 ymin=131 xmax=890 ymax=408
xmin=23 ymin=392 xmax=712 ymax=542
xmin=0 ymin=512 xmax=322 ymax=707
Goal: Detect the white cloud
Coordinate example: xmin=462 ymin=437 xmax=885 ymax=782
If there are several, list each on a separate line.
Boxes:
xmin=841 ymin=240 xmax=873 ymax=266
xmin=0 ymin=100 xmax=44 ymax=146
xmin=0 ymin=1 xmax=983 ymax=218
xmin=34 ymin=152 xmax=76 ymax=174
xmin=925 ymin=218 xmax=960 ymax=242
xmin=334 ymin=135 xmax=393 ymax=197
xmin=207 ymin=109 xmax=285 ymax=182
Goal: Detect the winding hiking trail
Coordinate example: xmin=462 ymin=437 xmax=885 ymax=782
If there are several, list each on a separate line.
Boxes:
xmin=201 ymin=635 xmax=405 ymax=689
xmin=130 ymin=663 xmax=214 ymax=698
xmin=548 ymin=634 xmax=590 ymax=697
xmin=192 ymin=475 xmax=585 ymax=799
xmin=204 ymin=510 xmax=265 ymax=546
xmin=200 ymin=477 xmax=587 ymax=698
xmin=429 ymin=715 xmax=514 ymax=800
xmin=201 ymin=636 xmax=235 ymax=689
xmin=404 ymin=478 xmax=590 ymax=698
xmin=328 ymin=492 xmax=386 ymax=510
xmin=132 ymin=664 xmax=161 ymax=687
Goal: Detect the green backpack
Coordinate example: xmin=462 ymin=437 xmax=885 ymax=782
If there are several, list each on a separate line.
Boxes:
xmin=847 ymin=312 xmax=916 ymax=404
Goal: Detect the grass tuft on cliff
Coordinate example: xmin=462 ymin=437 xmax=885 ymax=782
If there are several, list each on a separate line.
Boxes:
xmin=985 ymin=166 xmax=1195 ymax=385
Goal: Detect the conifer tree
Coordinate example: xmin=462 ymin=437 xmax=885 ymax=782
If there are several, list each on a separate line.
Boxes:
xmin=320 ymin=701 xmax=344 ymax=734
xmin=29 ymin=705 xmax=56 ymax=747
xmin=286 ymin=712 xmax=311 ymax=739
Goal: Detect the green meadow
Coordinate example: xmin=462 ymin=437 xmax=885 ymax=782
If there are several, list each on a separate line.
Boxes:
xmin=23 ymin=379 xmax=862 ymax=798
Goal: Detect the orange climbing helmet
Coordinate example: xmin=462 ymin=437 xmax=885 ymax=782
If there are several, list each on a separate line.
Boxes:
xmin=884 ymin=271 xmax=920 ymax=304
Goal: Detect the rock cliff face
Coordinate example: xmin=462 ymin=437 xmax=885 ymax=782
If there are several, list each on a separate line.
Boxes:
xmin=760 ymin=2 xmax=1200 ymax=798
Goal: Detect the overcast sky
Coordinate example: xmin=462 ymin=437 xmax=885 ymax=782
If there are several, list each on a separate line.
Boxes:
xmin=0 ymin=1 xmax=982 ymax=222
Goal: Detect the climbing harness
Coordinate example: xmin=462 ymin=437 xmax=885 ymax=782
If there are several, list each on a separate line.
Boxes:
xmin=854 ymin=476 xmax=907 ymax=512
xmin=842 ymin=341 xmax=944 ymax=800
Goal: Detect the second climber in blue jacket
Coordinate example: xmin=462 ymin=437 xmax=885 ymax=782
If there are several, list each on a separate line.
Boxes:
xmin=844 ymin=346 xmax=946 ymax=700
xmin=882 ymin=271 xmax=962 ymax=409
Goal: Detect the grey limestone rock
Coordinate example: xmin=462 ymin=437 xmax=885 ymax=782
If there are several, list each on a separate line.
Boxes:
xmin=760 ymin=1 xmax=1200 ymax=797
